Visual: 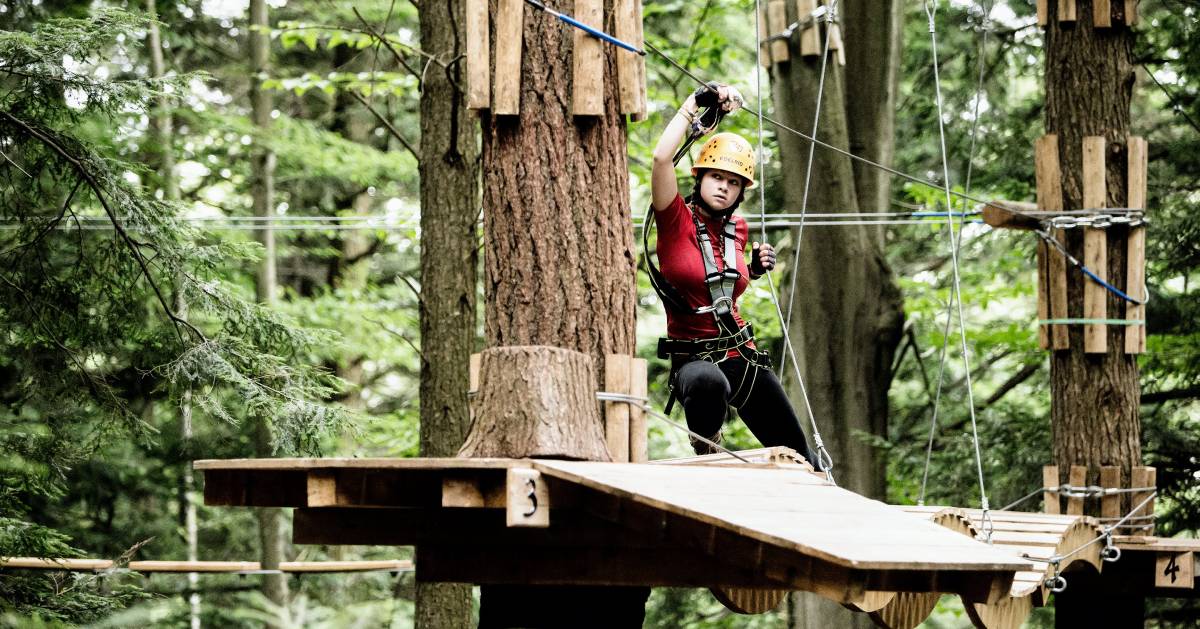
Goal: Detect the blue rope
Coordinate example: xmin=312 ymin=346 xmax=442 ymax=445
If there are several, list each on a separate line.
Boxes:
xmin=1037 ymin=229 xmax=1148 ymax=306
xmin=523 ymin=0 xmax=646 ymax=56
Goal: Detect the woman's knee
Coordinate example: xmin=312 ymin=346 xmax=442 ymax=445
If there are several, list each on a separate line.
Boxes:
xmin=676 ymin=360 xmax=730 ymax=403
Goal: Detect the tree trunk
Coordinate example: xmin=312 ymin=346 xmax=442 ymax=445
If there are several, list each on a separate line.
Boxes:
xmin=415 ymin=0 xmax=480 ymax=623
xmin=458 ymin=346 xmax=610 ymax=460
xmin=481 ymin=1 xmax=637 ymax=377
xmin=1042 ymin=1 xmax=1141 ymax=624
xmin=842 ymin=0 xmax=903 ymax=247
xmin=146 ymin=4 xmax=199 ymax=626
xmin=772 ymin=4 xmax=904 ymax=627
xmin=473 ymin=0 xmax=642 ymax=624
xmin=249 ymin=0 xmax=289 ymax=614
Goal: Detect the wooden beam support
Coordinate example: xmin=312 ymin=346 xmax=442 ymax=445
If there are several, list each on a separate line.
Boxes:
xmin=507 ymin=467 xmax=550 ymax=527
xmin=1082 ymin=136 xmax=1108 ymax=354
xmin=982 ymin=202 xmax=1040 ymax=231
xmin=1036 ymin=135 xmax=1069 ymax=350
xmin=797 ymin=0 xmax=820 ymax=57
xmin=493 ymin=0 xmax=524 ymax=116
xmin=614 ymin=0 xmax=647 ymax=117
xmin=442 ymin=475 xmax=506 ymax=508
xmin=823 ymin=0 xmax=845 ymax=66
xmin=1126 ymin=136 xmax=1148 ymax=354
xmin=1094 ymin=0 xmax=1112 ymax=27
xmin=1058 ymin=0 xmax=1077 ymax=22
xmin=629 ymin=357 xmax=649 ymax=463
xmin=1037 ymin=0 xmax=1049 ymax=26
xmin=1124 ymin=0 xmax=1138 ymax=25
xmin=1101 ymin=466 xmax=1121 ymax=519
xmin=202 ymin=469 xmax=307 ymax=507
xmin=306 ymin=470 xmax=338 ymax=507
xmin=1156 ymin=551 xmax=1194 ymax=589
xmin=1131 ymin=466 xmax=1156 ymax=536
xmin=1043 ymin=465 xmax=1060 ymax=514
xmin=571 ymin=0 xmax=604 ymax=116
xmin=465 ymin=0 xmax=489 ymax=109
xmin=1067 ymin=465 xmax=1087 ymax=516
xmin=767 ymin=0 xmax=789 ymax=63
xmin=604 ymin=354 xmax=631 ymax=462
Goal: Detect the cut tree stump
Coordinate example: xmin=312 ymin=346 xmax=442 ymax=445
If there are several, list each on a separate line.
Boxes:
xmin=458 ymin=346 xmax=611 ymax=461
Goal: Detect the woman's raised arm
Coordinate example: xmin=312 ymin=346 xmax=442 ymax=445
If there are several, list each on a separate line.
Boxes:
xmin=650 ymin=93 xmax=697 ymax=212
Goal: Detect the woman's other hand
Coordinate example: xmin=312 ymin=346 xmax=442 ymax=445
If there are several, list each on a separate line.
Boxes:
xmin=750 ymin=242 xmax=776 ymax=278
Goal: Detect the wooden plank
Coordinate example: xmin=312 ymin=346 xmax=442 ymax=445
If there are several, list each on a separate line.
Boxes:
xmin=306 ymin=470 xmax=338 ymax=507
xmin=1036 ymin=135 xmax=1069 ymax=349
xmin=572 ymin=0 xmax=604 ymax=116
xmin=983 ymin=202 xmax=1040 ymax=231
xmin=758 ymin=3 xmax=772 ymax=66
xmin=1124 ymin=0 xmax=1138 ymax=25
xmin=1131 ymin=466 xmax=1156 ymax=535
xmin=768 ymin=0 xmax=789 ymax=63
xmin=1058 ymin=0 xmax=1077 ymax=22
xmin=507 ymin=467 xmax=550 ymax=527
xmin=493 ymin=0 xmax=524 ymax=116
xmin=797 ymin=0 xmax=819 ymax=57
xmin=1094 ymin=0 xmax=1112 ymax=27
xmin=1037 ymin=239 xmax=1050 ymax=349
xmin=1043 ymin=465 xmax=1060 ymax=514
xmin=469 ymin=352 xmax=481 ymax=421
xmin=1155 ymin=551 xmax=1194 ymax=589
xmin=1126 ymin=136 xmax=1148 ymax=354
xmin=1101 ymin=466 xmax=1121 ymax=519
xmin=614 ymin=0 xmax=647 ymax=116
xmin=1037 ymin=0 xmax=1049 ymax=26
xmin=202 ymin=469 xmax=308 ymax=507
xmin=629 ymin=357 xmax=648 ymax=462
xmin=465 ymin=0 xmax=489 ymax=109
xmin=1083 ymin=136 xmax=1108 ymax=353
xmin=824 ymin=0 xmax=845 ymax=66
xmin=604 ymin=354 xmax=631 ymax=462
xmin=1067 ymin=465 xmax=1087 ymax=516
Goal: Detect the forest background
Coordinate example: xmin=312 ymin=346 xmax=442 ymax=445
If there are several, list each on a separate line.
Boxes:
xmin=1 ymin=0 xmax=1197 ymax=627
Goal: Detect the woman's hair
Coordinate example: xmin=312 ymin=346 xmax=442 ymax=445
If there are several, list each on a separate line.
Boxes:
xmin=687 ymin=168 xmax=747 ymax=217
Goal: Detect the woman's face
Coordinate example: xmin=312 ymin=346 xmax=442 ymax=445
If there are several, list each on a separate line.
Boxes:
xmin=699 ymin=169 xmax=745 ymax=212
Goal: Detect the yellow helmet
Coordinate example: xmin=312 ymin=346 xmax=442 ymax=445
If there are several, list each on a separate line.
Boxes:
xmin=691 ymin=132 xmax=756 ymax=188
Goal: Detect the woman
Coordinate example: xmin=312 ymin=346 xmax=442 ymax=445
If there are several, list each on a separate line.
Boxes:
xmin=649 ymin=84 xmax=819 ymax=467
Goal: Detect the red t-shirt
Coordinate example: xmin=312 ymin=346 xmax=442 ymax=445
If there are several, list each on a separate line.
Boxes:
xmin=655 ymin=194 xmax=753 ymax=354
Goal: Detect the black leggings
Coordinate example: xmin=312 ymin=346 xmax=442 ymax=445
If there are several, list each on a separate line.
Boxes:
xmin=673 ymin=356 xmax=820 ymax=468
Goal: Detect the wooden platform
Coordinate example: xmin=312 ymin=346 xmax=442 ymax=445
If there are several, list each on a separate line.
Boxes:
xmin=196 ymin=454 xmax=1030 ymax=606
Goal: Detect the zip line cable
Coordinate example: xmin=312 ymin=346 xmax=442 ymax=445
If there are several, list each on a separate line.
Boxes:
xmin=923 ymin=0 xmax=992 ymax=542
xmin=919 ymin=0 xmax=994 ymax=508
xmin=755 ymin=0 xmax=835 ymax=482
xmin=520 ymin=0 xmax=646 ymax=55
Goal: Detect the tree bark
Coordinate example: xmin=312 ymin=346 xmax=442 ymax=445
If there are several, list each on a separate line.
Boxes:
xmin=458 ymin=346 xmax=610 ymax=460
xmin=772 ymin=4 xmax=904 ymax=628
xmin=481 ymin=1 xmax=637 ymax=378
xmin=472 ymin=1 xmax=642 ymax=624
xmin=249 ymin=0 xmax=289 ymax=614
xmin=1042 ymin=1 xmax=1142 ymax=624
xmin=415 ymin=0 xmax=480 ymax=626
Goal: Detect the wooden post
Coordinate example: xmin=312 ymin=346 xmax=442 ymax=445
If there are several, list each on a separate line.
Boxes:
xmin=1124 ymin=0 xmax=1138 ymax=25
xmin=822 ymin=0 xmax=845 ymax=66
xmin=614 ymin=0 xmax=647 ymax=117
xmin=1037 ymin=239 xmax=1050 ymax=349
xmin=458 ymin=346 xmax=611 ymax=460
xmin=1082 ymin=136 xmax=1107 ymax=354
xmin=1066 ymin=464 xmax=1087 ymax=516
xmin=465 ymin=0 xmax=490 ymax=109
xmin=1094 ymin=0 xmax=1112 ymax=27
xmin=604 ymin=354 xmax=631 ymax=462
xmin=767 ymin=0 xmax=789 ymax=64
xmin=1043 ymin=465 xmax=1060 ymax=514
xmin=572 ymin=0 xmax=604 ymax=116
xmin=1037 ymin=0 xmax=1049 ymax=26
xmin=796 ymin=0 xmax=819 ymax=57
xmin=493 ymin=0 xmax=524 ymax=116
xmin=629 ymin=358 xmax=648 ymax=463
xmin=1126 ymin=136 xmax=1148 ymax=354
xmin=1100 ymin=466 xmax=1121 ymax=519
xmin=1131 ymin=466 xmax=1156 ymax=536
xmin=1058 ymin=0 xmax=1077 ymax=22
xmin=1035 ymin=135 xmax=1069 ymax=349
